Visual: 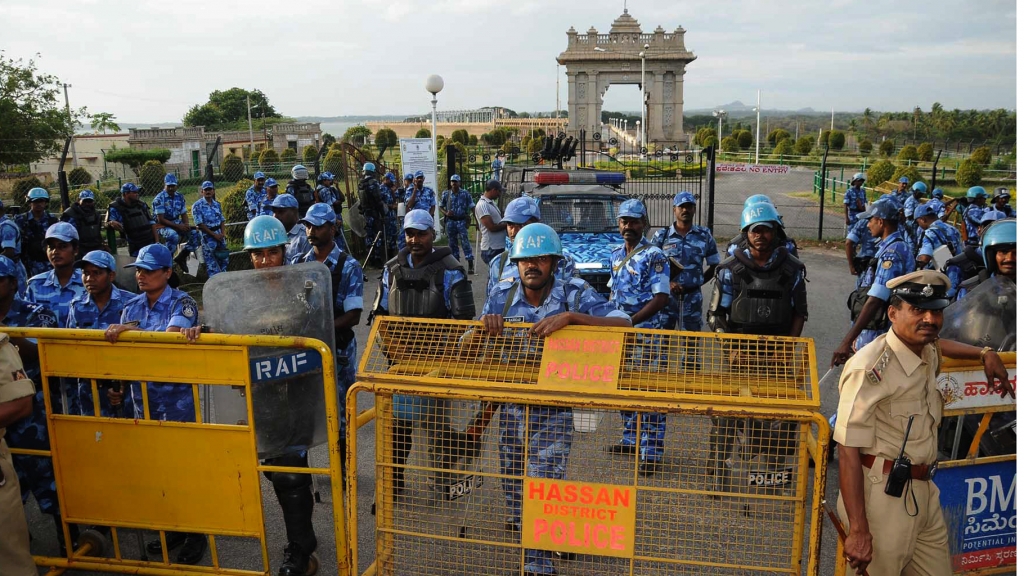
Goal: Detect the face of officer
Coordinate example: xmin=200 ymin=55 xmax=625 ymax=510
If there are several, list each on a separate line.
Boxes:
xmin=994 ymin=246 xmax=1016 ymax=277
xmin=135 ymin=267 xmax=171 ymax=295
xmin=888 ymin=298 xmax=943 ymax=349
xmin=29 ymin=198 xmax=48 ymax=216
xmin=46 ymin=239 xmax=77 ymax=269
xmin=618 ymin=216 xmax=644 ymax=245
xmin=79 ymin=198 xmax=96 ymax=212
xmin=202 ymin=187 xmax=216 ymax=201
xmin=81 ymin=263 xmax=114 ymax=296
xmin=123 ymin=188 xmax=140 ymax=206
xmin=405 ymin=228 xmax=434 ymax=259
xmin=746 ymin=223 xmax=775 ymax=253
xmin=674 ymin=202 xmax=695 ymax=227
xmin=255 ymin=178 xmax=266 ymax=189
xmin=404 ymin=178 xmax=413 ymax=188
xmin=995 ymin=196 xmax=1008 ymax=209
xmin=267 ymin=185 xmax=279 ymax=197
xmin=866 ymin=216 xmax=885 ymax=238
xmin=0 ymin=277 xmax=17 ymax=301
xmin=450 ymin=180 xmax=460 ymax=192
xmin=249 ymin=247 xmax=285 ymax=269
xmin=506 ymin=217 xmax=539 ymax=243
xmin=898 ymin=182 xmax=908 ymax=192
xmin=414 ymin=176 xmax=425 ymax=189
xmin=517 ymin=255 xmax=556 ymax=291
xmin=273 ymin=207 xmax=298 ymax=230
xmin=304 ymin=222 xmax=334 ymax=249
xmin=166 ymin=184 xmax=178 ymax=195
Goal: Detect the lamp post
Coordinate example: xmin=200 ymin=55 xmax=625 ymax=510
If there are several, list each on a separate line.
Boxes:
xmin=635 ymin=120 xmax=641 ymax=148
xmin=753 ymin=89 xmax=761 ymax=164
xmin=426 ymin=75 xmax=444 ymax=233
xmin=640 ymin=44 xmax=649 ymax=154
xmin=712 ymin=109 xmax=726 ymax=148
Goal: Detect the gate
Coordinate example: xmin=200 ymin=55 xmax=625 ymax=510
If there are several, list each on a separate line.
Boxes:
xmin=6 ymin=328 xmax=349 ymax=576
xmin=347 ymin=318 xmax=830 ymax=575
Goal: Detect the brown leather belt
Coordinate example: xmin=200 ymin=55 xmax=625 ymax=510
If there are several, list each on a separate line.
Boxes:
xmin=861 ymin=454 xmax=935 ymax=481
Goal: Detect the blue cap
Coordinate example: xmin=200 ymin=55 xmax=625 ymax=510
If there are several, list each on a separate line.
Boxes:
xmin=74 ymin=250 xmax=116 ymax=271
xmin=404 ymin=173 xmax=414 ymax=181
xmin=201 ymin=180 xmax=215 ymax=190
xmin=979 ymin=210 xmax=1007 ymax=224
xmin=0 ymin=256 xmax=18 ymax=279
xmin=898 ymin=176 xmax=909 ymax=184
xmin=300 ymin=203 xmax=336 ymax=227
xmin=78 ymin=189 xmax=95 ymax=201
xmin=913 ymin=203 xmax=938 ymax=220
xmin=858 ymin=199 xmax=900 ymax=221
xmin=121 ymin=183 xmax=140 ymax=194
xmin=403 ymin=209 xmax=433 ymax=231
xmin=673 ymin=191 xmax=697 ymax=206
xmin=164 ymin=174 xmax=178 ymax=186
xmin=385 ymin=172 xmax=396 ymax=182
xmin=254 ymin=171 xmax=266 ymax=180
xmin=617 ymin=198 xmax=647 ymax=219
xmin=501 ymin=197 xmax=541 ymax=224
xmin=270 ymin=194 xmax=298 ymax=209
xmin=266 ymin=177 xmax=279 ymax=188
xmin=45 ymin=222 xmax=79 ymax=242
xmin=125 ymin=244 xmax=173 ymax=270
xmin=450 ymin=174 xmax=461 ymax=182
xmin=414 ymin=170 xmax=425 ymax=178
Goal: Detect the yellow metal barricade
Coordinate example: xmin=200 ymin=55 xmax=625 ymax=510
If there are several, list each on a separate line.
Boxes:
xmin=5 ymin=328 xmax=350 ymax=576
xmin=350 ymin=317 xmax=830 ymax=576
xmin=835 ymin=353 xmax=1017 ymax=576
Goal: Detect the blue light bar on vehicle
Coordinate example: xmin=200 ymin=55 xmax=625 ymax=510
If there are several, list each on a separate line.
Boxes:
xmin=533 ymin=171 xmax=626 ymax=186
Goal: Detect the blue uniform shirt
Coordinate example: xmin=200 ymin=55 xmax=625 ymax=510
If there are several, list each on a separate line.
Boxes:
xmin=379 ymin=250 xmax=467 ymax=314
xmin=446 ymin=189 xmax=473 ymax=220
xmin=192 ymin=198 xmax=226 ymax=235
xmin=903 ymin=196 xmax=922 ymax=220
xmin=286 ymin=223 xmax=313 ymax=264
xmin=67 ymin=286 xmax=131 ymax=329
xmin=918 ymin=220 xmax=964 ymax=262
xmin=487 ymin=249 xmax=578 ymax=297
xmin=482 ymin=276 xmax=627 ymax=321
xmin=860 ymin=231 xmax=915 ymax=301
xmin=963 ymin=204 xmax=988 ymax=245
xmin=846 ymin=219 xmax=878 ymax=259
xmin=844 ymin=186 xmax=867 ymax=224
xmin=316 ymin=185 xmax=341 ymax=216
xmin=405 ymin=186 xmax=436 ymax=212
xmin=245 ymin=185 xmax=268 ymax=220
xmin=0 ymin=216 xmax=21 ymax=256
xmin=608 ymin=238 xmax=671 ymax=327
xmin=298 ymin=245 xmax=364 ymax=319
xmin=153 ymin=189 xmax=190 ymax=224
xmin=651 ymin=224 xmax=719 ymax=288
xmin=25 ymin=268 xmax=86 ymax=327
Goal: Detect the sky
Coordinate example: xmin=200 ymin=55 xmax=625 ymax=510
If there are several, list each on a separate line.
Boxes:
xmin=1 ymin=0 xmax=1016 ymax=124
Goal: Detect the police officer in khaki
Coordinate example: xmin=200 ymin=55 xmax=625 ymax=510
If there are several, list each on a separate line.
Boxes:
xmin=834 ymin=270 xmax=1012 ymax=576
xmin=0 ymin=332 xmax=38 ymax=575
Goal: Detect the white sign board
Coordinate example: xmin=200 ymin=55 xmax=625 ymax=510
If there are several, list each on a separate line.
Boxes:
xmin=399 ymin=138 xmax=440 ymax=232
xmin=939 ymin=367 xmax=1017 ymax=410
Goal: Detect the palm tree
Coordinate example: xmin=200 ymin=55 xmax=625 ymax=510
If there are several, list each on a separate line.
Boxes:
xmin=90 ymin=112 xmax=121 ymax=134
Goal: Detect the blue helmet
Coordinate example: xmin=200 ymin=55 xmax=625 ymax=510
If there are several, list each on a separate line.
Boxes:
xmin=740 ymin=202 xmax=782 ymax=231
xmin=967 ymin=186 xmax=989 ymax=200
xmin=932 ymin=188 xmax=944 ymax=199
xmin=981 ymin=218 xmax=1015 ymax=272
xmin=120 ymin=183 xmax=140 ymax=195
xmin=509 ymin=223 xmax=563 ymax=261
xmin=363 ymin=162 xmax=375 ymax=172
xmin=911 ymin=181 xmax=928 ymax=195
xmin=852 ymin=172 xmax=866 ymax=183
xmin=244 ymin=215 xmax=288 ymax=250
xmin=898 ymin=176 xmax=910 ymax=184
xmin=291 ymin=165 xmax=309 ymax=180
xmin=743 ymin=194 xmax=774 ymax=210
xmin=27 ymin=187 xmax=49 ymax=201
xmin=164 ymin=173 xmax=178 ymax=186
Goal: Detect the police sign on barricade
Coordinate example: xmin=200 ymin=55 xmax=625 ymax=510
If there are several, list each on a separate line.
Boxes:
xmin=4 ymin=328 xmax=349 ymax=576
xmin=835 ymin=353 xmax=1017 ymax=575
xmin=348 ymin=317 xmax=830 ymax=576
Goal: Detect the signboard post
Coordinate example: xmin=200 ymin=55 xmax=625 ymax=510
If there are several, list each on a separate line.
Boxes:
xmin=399 ymin=138 xmax=440 ymax=233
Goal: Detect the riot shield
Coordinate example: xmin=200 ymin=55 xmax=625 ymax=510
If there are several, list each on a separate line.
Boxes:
xmin=203 ymin=261 xmax=335 ymax=459
xmin=940 ymin=274 xmax=1016 ymax=351
xmin=114 ymin=253 xmax=140 ymax=294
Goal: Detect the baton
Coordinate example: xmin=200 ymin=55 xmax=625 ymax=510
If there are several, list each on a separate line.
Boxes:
xmin=361 ymin=231 xmax=382 ymax=270
xmin=823 ymin=499 xmax=869 ymax=576
xmin=818 ymin=366 xmax=838 ymax=387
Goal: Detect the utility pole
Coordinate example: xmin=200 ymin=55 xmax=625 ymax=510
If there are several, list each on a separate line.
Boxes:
xmin=831 ymin=107 xmax=835 ymax=131
xmin=754 ymin=89 xmax=761 ymax=165
xmin=247 ymin=93 xmax=255 ymax=163
xmin=555 ymin=64 xmax=560 ymax=120
xmin=63 ymin=83 xmax=78 ymax=168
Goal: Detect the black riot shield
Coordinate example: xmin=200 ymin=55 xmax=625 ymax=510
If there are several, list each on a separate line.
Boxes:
xmin=203 ymin=261 xmax=335 ymax=459
xmin=940 ymin=275 xmax=1016 ymax=351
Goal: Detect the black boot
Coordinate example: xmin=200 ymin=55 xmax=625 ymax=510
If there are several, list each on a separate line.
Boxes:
xmin=53 ymin=514 xmax=80 ymax=557
xmin=174 ymin=249 xmax=191 ymax=269
xmin=277 ymin=487 xmax=317 ymax=565
xmin=146 ymin=531 xmax=187 ymax=555
xmin=279 ymin=541 xmax=319 ymax=576
xmin=467 ymin=259 xmax=475 ymax=274
xmin=176 ymin=533 xmax=207 ymax=565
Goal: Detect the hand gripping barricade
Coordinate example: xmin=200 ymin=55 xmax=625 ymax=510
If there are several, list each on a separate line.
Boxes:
xmin=4 ymin=327 xmax=350 ymax=576
xmin=202 ymin=261 xmax=335 ymax=457
xmin=346 ymin=317 xmax=832 ymax=576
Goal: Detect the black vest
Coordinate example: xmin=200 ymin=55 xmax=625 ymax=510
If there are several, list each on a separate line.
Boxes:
xmin=723 ymin=249 xmax=805 ymax=335
xmin=288 ymin=180 xmax=316 ymax=216
xmin=64 ymin=204 xmax=104 ymax=252
xmin=386 ymin=247 xmax=461 ymax=318
xmin=326 ymin=251 xmax=356 ymax=347
xmin=18 ymin=212 xmax=58 ymax=264
xmin=111 ymin=198 xmax=155 ymax=253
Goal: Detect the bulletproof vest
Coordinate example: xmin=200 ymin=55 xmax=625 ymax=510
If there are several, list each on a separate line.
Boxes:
xmin=65 ymin=204 xmax=104 ymax=252
xmin=723 ymin=249 xmax=804 ymax=335
xmin=288 ymin=179 xmax=316 ymax=215
xmin=328 ymin=251 xmax=355 ymax=347
xmin=386 ymin=247 xmax=461 ymax=318
xmin=359 ymin=178 xmax=386 ymax=216
xmin=112 ymin=198 xmax=155 ymax=252
xmin=20 ymin=213 xmax=56 ymax=264
xmin=944 ymin=247 xmax=983 ymax=281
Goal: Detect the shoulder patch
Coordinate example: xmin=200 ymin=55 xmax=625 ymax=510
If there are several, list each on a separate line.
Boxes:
xmin=866 ymin=345 xmax=892 ymax=384
xmin=881 ymin=260 xmax=893 ymax=269
xmin=180 ymin=297 xmax=198 ymax=319
xmin=654 ymin=261 xmax=665 ymax=274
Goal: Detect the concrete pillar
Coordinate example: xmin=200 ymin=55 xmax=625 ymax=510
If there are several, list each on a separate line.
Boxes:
xmin=650 ymin=71 xmax=665 ymax=144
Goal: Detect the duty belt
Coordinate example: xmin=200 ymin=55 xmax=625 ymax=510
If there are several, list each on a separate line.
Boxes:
xmin=861 ymin=454 xmax=937 ymax=480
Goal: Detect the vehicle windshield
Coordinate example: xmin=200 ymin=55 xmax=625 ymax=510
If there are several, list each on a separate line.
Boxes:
xmin=539 ymin=195 xmax=625 ymax=233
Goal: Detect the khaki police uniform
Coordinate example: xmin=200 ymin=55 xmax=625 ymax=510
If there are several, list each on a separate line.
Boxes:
xmin=834 ymin=270 xmax=953 ymax=576
xmin=0 ymin=332 xmax=39 ymax=576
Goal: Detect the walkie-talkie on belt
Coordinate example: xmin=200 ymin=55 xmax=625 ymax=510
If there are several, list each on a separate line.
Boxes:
xmin=885 ymin=415 xmax=914 ymax=497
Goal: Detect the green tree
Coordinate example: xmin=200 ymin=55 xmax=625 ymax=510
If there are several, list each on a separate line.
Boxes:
xmin=859 ymin=139 xmax=873 ymax=155
xmin=917 ymin=142 xmax=934 ymax=163
xmin=182 ymin=103 xmax=224 ymax=128
xmin=694 ymin=128 xmax=714 ymax=146
xmin=866 ymin=159 xmax=896 ymax=186
xmin=375 ymin=128 xmax=399 ymax=155
xmin=0 ymin=53 xmax=83 ymax=166
xmin=343 ymin=125 xmax=372 ymax=145
xmin=221 ymin=179 xmax=252 ymax=242
xmin=794 ymin=136 xmax=814 ymax=155
xmin=415 ymin=128 xmax=432 ymax=139
xmin=322 ymin=133 xmax=336 ymax=146
xmin=468 ymin=135 xmax=478 ymax=146
xmin=104 ymin=148 xmax=172 ymax=171
xmin=450 ymin=129 xmax=469 ymax=145
xmin=767 ymin=129 xmax=791 ymax=147
xmin=955 ymin=159 xmax=983 ymax=187
xmin=322 ymin=150 xmax=345 ymax=181
xmin=89 ymin=112 xmax=120 ymax=134
xmin=280 ymin=148 xmax=297 ymax=164
xmin=721 ymin=136 xmax=740 ymax=152
xmin=302 ymin=144 xmax=319 ymax=165
xmin=970 ymin=146 xmax=992 ymax=166
xmin=12 ymin=176 xmax=44 ymax=199
xmin=525 ymin=137 xmax=543 ymax=154
xmin=184 ymin=88 xmax=279 ymax=129
xmin=736 ymin=130 xmax=753 ymax=150
xmin=258 ymin=148 xmax=279 ymax=172
xmin=68 ymin=166 xmax=92 ymax=186
xmin=702 ymin=134 xmax=718 ymax=148
xmin=891 ymin=165 xmax=922 ymax=185
xmin=878 ymin=139 xmax=895 ymax=157
xmin=773 ymin=138 xmax=794 ymax=155
xmin=139 ymin=160 xmax=166 ymax=195
xmin=819 ymin=130 xmax=831 ymax=147
xmin=222 ymin=155 xmax=244 ymax=181
xmin=897 ymin=145 xmax=919 ymax=162
xmin=828 ymin=131 xmax=846 ymax=151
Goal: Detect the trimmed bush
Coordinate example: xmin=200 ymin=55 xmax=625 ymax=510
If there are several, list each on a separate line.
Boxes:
xmin=828 ymin=131 xmax=846 ymax=151
xmin=955 ymin=159 xmax=983 ymax=187
xmin=917 ymin=142 xmax=933 ymax=163
xmin=468 ymin=135 xmax=478 ymax=146
xmin=450 ymin=129 xmax=469 ymax=145
xmin=736 ymin=130 xmax=753 ymax=150
xmin=258 ymin=148 xmax=279 ymax=172
xmin=767 ymin=129 xmax=791 ymax=147
xmin=221 ymin=179 xmax=252 ymax=242
xmin=375 ymin=128 xmax=399 ymax=155
xmin=878 ymin=140 xmax=894 ymax=157
xmin=525 ymin=137 xmax=543 ymax=154
xmin=721 ymin=136 xmax=740 ymax=152
xmin=302 ymin=144 xmax=319 ymax=165
xmin=323 ymin=149 xmax=344 ymax=180
xmin=794 ymin=136 xmax=814 ymax=155
xmin=223 ymin=155 xmax=244 ymax=182
xmin=859 ymin=139 xmax=873 ymax=155
xmin=415 ymin=128 xmax=431 ymax=139
xmin=819 ymin=130 xmax=831 ymax=147
xmin=608 ymin=146 xmax=620 ymax=157
xmin=702 ymin=134 xmax=718 ymax=148
xmin=897 ymin=145 xmax=918 ymax=162
xmin=68 ymin=166 xmax=93 ymax=187
xmin=891 ymin=165 xmax=922 ymax=185
xmin=280 ymin=148 xmax=297 ymax=164
xmin=970 ymin=146 xmax=992 ymax=166
xmin=866 ymin=159 xmax=896 ymax=186
xmin=139 ymin=160 xmax=166 ymax=196
xmin=12 ymin=176 xmax=44 ymax=200
xmin=773 ymin=138 xmax=794 ymax=155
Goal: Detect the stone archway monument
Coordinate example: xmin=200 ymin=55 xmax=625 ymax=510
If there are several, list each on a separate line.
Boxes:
xmin=557 ymin=10 xmax=696 ymax=148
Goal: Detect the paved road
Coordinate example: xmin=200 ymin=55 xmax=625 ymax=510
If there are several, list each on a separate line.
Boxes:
xmin=23 ymin=243 xmax=853 ymax=575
